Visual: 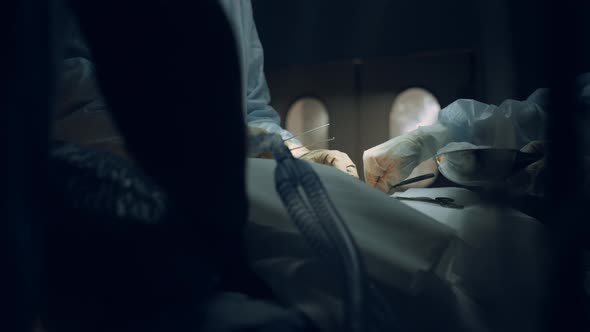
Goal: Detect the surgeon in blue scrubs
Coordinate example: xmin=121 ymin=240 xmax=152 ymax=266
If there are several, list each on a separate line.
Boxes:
xmin=54 ymin=0 xmax=358 ymax=177
xmin=218 ymin=0 xmax=358 ymax=178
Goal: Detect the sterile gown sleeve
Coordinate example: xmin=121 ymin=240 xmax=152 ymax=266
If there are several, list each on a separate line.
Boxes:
xmin=363 ymin=90 xmax=550 ymax=192
xmin=438 ymin=90 xmax=549 ymax=150
xmin=220 ymin=0 xmax=297 ymax=141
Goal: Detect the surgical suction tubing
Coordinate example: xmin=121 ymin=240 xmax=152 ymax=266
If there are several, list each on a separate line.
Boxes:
xmin=266 ymin=134 xmax=400 ymax=332
xmin=272 ymin=138 xmax=364 ymax=332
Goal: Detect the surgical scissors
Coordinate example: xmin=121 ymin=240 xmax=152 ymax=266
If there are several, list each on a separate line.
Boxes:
xmin=394 ymin=196 xmax=464 ymax=209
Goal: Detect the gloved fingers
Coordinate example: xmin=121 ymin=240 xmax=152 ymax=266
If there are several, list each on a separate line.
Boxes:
xmin=505 ymin=158 xmax=546 ymax=196
xmin=363 ymin=153 xmax=420 ymax=193
xmin=520 ymin=140 xmax=547 ymax=154
xmin=518 ymin=140 xmax=546 ymax=178
xmin=506 ymin=140 xmax=547 ymax=195
xmin=363 ymin=154 xmax=402 ymax=192
xmin=346 ymin=165 xmax=359 ymax=178
xmin=363 ymin=136 xmax=427 ymax=193
xmin=298 ymin=149 xmax=320 ymax=162
xmin=300 ymin=149 xmax=359 ymax=178
xmin=525 ymin=158 xmax=545 ymax=174
xmin=362 ymin=152 xmax=387 ymax=187
xmin=287 ymin=143 xmax=311 ymax=158
xmin=374 ymin=175 xmax=393 ymax=193
xmin=327 ymin=150 xmax=359 ymax=178
xmin=364 ymin=157 xmax=401 ymax=193
xmin=525 ymin=158 xmax=546 ymax=195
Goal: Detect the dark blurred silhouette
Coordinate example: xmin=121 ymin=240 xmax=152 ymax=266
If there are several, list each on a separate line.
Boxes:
xmin=41 ymin=0 xmax=314 ymax=331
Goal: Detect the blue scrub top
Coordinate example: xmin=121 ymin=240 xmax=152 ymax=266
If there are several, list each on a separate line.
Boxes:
xmin=219 ymin=0 xmax=294 ymax=140
xmin=60 ymin=1 xmax=295 ymax=141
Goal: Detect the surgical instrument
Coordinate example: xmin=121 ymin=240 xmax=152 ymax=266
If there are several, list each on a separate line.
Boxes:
xmin=435 ymin=146 xmax=544 ymax=187
xmin=394 ymin=196 xmax=464 ymax=209
xmin=390 ymin=173 xmax=436 ymax=189
xmin=283 ymin=123 xmax=330 ymax=142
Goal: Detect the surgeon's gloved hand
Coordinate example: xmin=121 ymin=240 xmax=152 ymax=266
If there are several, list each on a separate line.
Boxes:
xmin=519 ymin=140 xmax=547 ymax=196
xmin=363 ymin=138 xmax=421 ymax=193
xmin=299 ymin=149 xmax=359 ymax=178
xmin=511 ymin=140 xmax=590 ymax=197
xmin=505 ymin=140 xmax=547 ymax=196
xmin=363 ymin=123 xmax=449 ymax=193
xmin=247 ymin=126 xmax=359 ymax=177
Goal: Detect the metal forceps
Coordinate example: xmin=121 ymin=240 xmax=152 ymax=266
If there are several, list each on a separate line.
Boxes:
xmin=394 ymin=196 xmax=464 ymax=209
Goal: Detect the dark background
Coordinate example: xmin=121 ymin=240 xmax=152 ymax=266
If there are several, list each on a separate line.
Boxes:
xmin=252 ymin=0 xmax=548 ymax=103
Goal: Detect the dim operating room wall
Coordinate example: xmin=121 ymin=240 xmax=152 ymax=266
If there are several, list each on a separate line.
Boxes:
xmin=252 ymin=0 xmax=554 ymax=104
xmin=251 ymin=0 xmax=479 ymax=68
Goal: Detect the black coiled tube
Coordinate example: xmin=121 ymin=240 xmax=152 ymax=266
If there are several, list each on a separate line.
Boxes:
xmin=248 ymin=133 xmax=401 ymax=331
xmin=264 ymin=134 xmax=366 ymax=332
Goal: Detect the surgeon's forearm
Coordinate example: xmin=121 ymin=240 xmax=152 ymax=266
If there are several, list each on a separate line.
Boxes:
xmin=244 ymin=122 xmax=307 ymax=157
xmin=408 ymin=123 xmax=451 ymax=164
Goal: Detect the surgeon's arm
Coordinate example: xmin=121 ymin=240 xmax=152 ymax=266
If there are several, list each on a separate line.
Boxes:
xmin=241 ymin=2 xmax=357 ymax=177
xmin=241 ymin=16 xmax=309 ymax=156
xmin=241 ymin=2 xmax=295 ymax=142
xmin=364 ymin=94 xmax=548 ymax=193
